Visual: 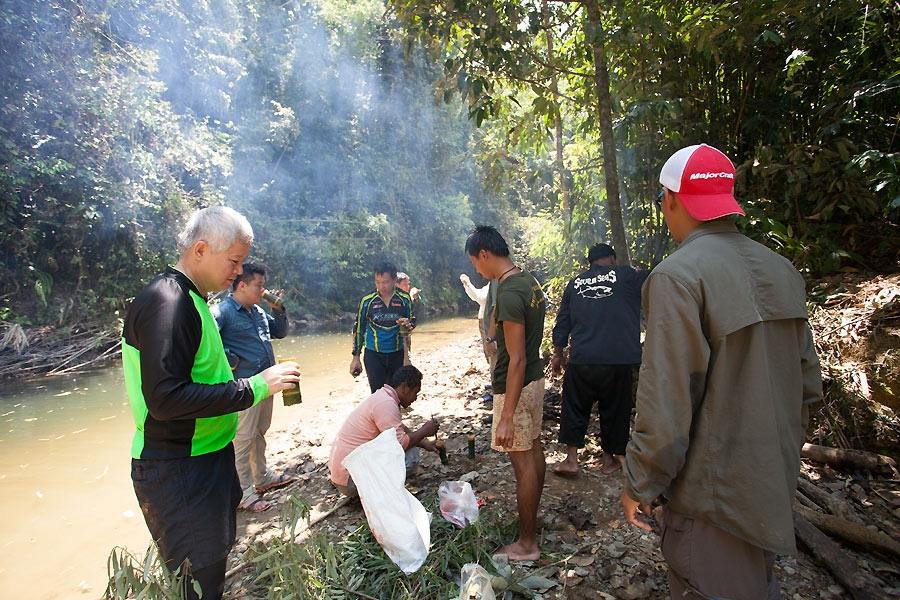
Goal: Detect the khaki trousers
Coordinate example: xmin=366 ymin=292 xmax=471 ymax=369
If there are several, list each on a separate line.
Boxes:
xmin=661 ymin=507 xmax=780 ymax=600
xmin=234 ymin=396 xmax=274 ymax=498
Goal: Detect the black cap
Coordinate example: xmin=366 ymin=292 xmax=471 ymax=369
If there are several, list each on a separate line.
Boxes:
xmin=587 ymin=243 xmax=616 ymax=263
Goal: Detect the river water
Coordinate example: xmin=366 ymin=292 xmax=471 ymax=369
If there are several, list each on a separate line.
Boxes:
xmin=0 ymin=315 xmax=476 ymax=599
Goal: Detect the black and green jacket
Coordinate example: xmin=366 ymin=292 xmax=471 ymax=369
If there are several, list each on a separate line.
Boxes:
xmin=123 ymin=267 xmax=269 ymax=459
xmin=351 ymin=289 xmax=415 ymax=355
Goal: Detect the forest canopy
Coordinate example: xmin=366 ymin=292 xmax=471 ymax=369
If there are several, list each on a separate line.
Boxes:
xmin=0 ymin=0 xmax=897 ymax=326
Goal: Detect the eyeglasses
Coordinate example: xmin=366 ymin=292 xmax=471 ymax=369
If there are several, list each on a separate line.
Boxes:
xmin=654 ymin=191 xmax=664 ymax=207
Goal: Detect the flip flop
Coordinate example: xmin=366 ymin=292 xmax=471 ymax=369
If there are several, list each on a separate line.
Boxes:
xmin=238 ymin=495 xmax=272 ymax=513
xmin=255 ymin=473 xmax=296 ymax=495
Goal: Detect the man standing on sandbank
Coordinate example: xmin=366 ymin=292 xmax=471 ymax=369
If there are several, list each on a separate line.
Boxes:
xmin=621 ymin=144 xmax=822 ymax=598
xmin=349 ymin=262 xmax=416 ymax=393
xmin=212 ymin=262 xmax=296 ymax=513
xmin=123 ymin=206 xmax=300 ymax=600
xmin=466 ymin=225 xmax=547 ymax=561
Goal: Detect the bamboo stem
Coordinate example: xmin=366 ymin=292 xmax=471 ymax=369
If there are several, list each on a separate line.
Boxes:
xmin=225 ymin=497 xmax=353 ymax=581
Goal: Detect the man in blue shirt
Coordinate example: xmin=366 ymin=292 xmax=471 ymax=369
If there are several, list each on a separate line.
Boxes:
xmin=211 ymin=263 xmax=296 ymax=512
xmin=550 ymin=244 xmax=648 ymax=477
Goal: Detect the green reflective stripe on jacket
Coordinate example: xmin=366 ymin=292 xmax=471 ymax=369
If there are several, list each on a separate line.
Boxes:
xmin=122 ymin=340 xmax=148 ymax=458
xmin=249 ymin=373 xmax=269 ymax=403
xmin=187 ymin=290 xmax=239 ymax=456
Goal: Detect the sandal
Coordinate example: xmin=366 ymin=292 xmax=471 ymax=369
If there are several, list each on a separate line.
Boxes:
xmin=255 ymin=473 xmax=296 ymax=495
xmin=238 ymin=494 xmax=272 ymax=513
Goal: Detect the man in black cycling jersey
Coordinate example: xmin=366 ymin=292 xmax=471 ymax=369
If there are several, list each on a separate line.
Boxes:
xmin=123 ymin=206 xmax=300 ymax=600
xmin=349 ymin=261 xmax=416 ymax=393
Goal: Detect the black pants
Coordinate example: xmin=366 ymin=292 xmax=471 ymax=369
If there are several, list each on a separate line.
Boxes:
xmin=184 ymin=558 xmax=227 ymax=600
xmin=363 ymin=349 xmax=404 ymax=393
xmin=558 ymin=363 xmax=634 ymax=455
xmin=132 ymin=444 xmax=241 ymax=597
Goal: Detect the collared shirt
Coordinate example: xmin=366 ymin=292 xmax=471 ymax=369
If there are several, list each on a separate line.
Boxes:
xmin=552 ymin=264 xmax=648 ymax=365
xmin=211 ymin=295 xmax=288 ymax=379
xmin=328 ymin=385 xmax=411 ymax=486
xmin=351 ymin=290 xmax=415 ymax=355
xmin=623 ymin=220 xmax=823 ymax=555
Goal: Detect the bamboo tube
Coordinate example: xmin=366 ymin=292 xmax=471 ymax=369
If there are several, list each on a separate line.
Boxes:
xmin=436 ymin=439 xmax=449 ymax=465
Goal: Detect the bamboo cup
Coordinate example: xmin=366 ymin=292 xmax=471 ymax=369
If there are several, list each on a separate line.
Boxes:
xmin=277 ymin=357 xmax=302 ymax=406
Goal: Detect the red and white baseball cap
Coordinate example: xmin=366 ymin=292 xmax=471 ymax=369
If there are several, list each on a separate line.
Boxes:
xmin=659 ymin=144 xmax=745 ymax=221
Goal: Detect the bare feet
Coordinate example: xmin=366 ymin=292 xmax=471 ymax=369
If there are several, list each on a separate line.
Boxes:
xmin=551 ymin=458 xmax=580 ymax=477
xmin=495 ymin=540 xmax=541 ymax=561
xmin=600 ymin=453 xmax=624 ymax=475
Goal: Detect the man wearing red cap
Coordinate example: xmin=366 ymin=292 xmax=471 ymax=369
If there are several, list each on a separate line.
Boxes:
xmin=620 ymin=144 xmax=822 ymax=599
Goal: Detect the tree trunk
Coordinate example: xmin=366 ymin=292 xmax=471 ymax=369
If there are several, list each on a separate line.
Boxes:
xmin=584 ymin=0 xmax=630 ymax=265
xmin=797 ymin=476 xmax=859 ymax=522
xmin=542 ymin=0 xmax=572 ymax=238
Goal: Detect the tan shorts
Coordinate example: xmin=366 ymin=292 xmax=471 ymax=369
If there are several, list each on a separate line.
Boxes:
xmin=491 ymin=378 xmax=545 ymax=452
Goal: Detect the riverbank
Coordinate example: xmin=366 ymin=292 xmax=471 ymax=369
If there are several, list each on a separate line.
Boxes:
xmin=0 ymin=317 xmax=479 ymax=599
xmin=0 ymin=305 xmax=459 ymax=381
xmin=217 ymin=325 xmax=897 ymax=599
xmin=0 ymin=321 xmax=121 ymax=380
xmin=4 ymin=274 xmax=897 ymax=598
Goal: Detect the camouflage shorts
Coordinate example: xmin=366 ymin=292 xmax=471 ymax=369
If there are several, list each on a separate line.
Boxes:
xmin=491 ymin=378 xmax=545 ymax=452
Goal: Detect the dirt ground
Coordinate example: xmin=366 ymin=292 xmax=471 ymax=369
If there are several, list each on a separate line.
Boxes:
xmin=224 ymin=332 xmax=882 ymax=600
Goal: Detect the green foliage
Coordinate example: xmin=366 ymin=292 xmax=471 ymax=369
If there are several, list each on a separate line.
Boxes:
xmin=2 ymin=0 xmax=897 ymax=329
xmin=615 ymin=0 xmax=900 ymax=271
xmin=0 ymin=1 xmax=217 ymax=323
xmin=0 ymin=0 xmax=491 ymax=327
xmin=105 ymin=544 xmax=193 ymax=600
xmin=389 ymin=0 xmax=899 ymax=283
xmin=246 ymin=493 xmax=517 ymax=599
xmin=99 ymin=493 xmax=546 ymax=600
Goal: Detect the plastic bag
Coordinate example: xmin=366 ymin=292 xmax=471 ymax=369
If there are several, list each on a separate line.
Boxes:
xmin=458 ymin=563 xmax=496 ymax=600
xmin=342 ymin=428 xmax=431 ymax=574
xmin=439 ymin=480 xmax=479 ymax=528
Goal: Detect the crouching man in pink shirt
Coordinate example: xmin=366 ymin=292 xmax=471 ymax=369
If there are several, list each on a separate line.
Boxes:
xmin=328 ymin=365 xmax=439 ymax=496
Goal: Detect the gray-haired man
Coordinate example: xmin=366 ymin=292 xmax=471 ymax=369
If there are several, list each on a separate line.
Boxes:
xmin=123 ymin=206 xmax=301 ymax=600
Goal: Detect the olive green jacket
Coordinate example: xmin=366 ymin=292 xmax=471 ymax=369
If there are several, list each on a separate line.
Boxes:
xmin=624 ymin=220 xmax=823 ymax=554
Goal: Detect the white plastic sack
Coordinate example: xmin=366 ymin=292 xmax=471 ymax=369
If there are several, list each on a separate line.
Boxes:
xmin=458 ymin=563 xmax=496 ymax=600
xmin=342 ymin=428 xmax=431 ymax=573
xmin=439 ymin=480 xmax=479 ymax=528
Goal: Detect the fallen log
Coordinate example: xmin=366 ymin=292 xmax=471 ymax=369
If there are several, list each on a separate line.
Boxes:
xmin=797 ymin=476 xmax=858 ymax=521
xmin=794 ymin=504 xmax=900 ymax=560
xmin=794 ymin=513 xmax=887 ymax=600
xmin=796 ymin=489 xmax=821 ymax=512
xmin=50 ymin=342 xmax=121 ymax=376
xmin=802 ymin=443 xmax=897 ymax=474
